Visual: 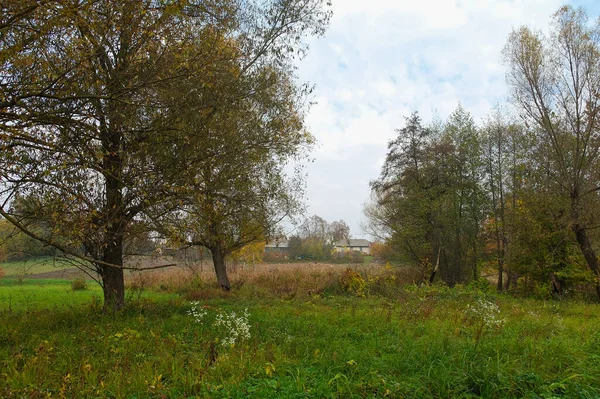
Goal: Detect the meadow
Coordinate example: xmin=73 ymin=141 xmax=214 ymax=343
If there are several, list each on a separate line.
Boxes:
xmin=1 ymin=263 xmax=600 ymax=398
xmin=0 ymin=257 xmax=73 ymax=278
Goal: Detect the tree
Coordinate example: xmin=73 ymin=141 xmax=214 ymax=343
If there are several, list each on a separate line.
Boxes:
xmin=160 ymin=95 xmax=310 ymax=290
xmin=328 ymin=220 xmax=350 ymax=243
xmin=288 ymin=235 xmax=303 ymax=259
xmin=369 ymin=112 xmax=442 ymax=279
xmin=0 ymin=0 xmax=331 ymax=308
xmin=442 ymin=105 xmax=486 ymax=282
xmin=504 ymin=5 xmax=600 ymax=298
xmin=2 ymin=1 xmax=231 ymax=310
xmin=369 ymin=108 xmax=487 ymax=285
xmin=145 ymin=1 xmax=331 ymax=290
xmin=298 ymin=215 xmax=329 ymax=243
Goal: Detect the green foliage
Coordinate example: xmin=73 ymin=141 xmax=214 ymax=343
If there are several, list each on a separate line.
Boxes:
xmin=368 ymin=98 xmax=600 ymax=298
xmin=0 ymin=0 xmax=332 ymax=309
xmin=466 ymin=278 xmax=494 ymax=294
xmin=369 ymin=107 xmax=486 ymax=286
xmin=504 ymin=5 xmax=600 ymax=298
xmin=71 ymin=278 xmax=87 ymax=291
xmin=0 ymin=221 xmax=55 ymax=261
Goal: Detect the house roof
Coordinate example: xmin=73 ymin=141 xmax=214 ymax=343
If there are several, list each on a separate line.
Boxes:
xmin=265 ymin=240 xmax=289 ymax=248
xmin=334 ymin=239 xmax=371 ymax=248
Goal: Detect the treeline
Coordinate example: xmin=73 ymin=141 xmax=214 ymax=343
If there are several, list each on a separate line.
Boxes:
xmin=367 ymin=6 xmax=600 ymax=299
xmin=0 ymin=220 xmax=55 ymax=261
xmin=365 ymin=107 xmax=558 ymax=291
xmin=366 ymin=104 xmax=599 ymax=297
xmin=266 ymin=215 xmax=363 ymax=262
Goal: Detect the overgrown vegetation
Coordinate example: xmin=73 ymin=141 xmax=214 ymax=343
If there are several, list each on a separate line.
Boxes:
xmin=1 ymin=267 xmax=599 ymax=398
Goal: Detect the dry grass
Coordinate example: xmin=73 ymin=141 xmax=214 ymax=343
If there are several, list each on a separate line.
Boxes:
xmin=125 ymin=262 xmax=422 ymax=300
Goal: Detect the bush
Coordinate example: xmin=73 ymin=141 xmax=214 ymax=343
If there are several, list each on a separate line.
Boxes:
xmin=466 ymin=278 xmax=494 ymax=294
xmin=262 ymin=251 xmax=289 ymax=262
xmin=71 ymin=278 xmax=87 ymax=291
xmin=339 ymin=268 xmax=366 ymax=297
xmin=0 ymin=267 xmax=4 ymax=279
xmin=332 ymin=250 xmax=364 ymax=264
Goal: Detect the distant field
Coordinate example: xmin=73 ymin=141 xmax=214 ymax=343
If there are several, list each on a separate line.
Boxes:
xmin=0 ymin=257 xmax=74 ymax=277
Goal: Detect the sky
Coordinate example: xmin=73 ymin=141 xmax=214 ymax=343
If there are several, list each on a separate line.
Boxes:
xmin=292 ymin=0 xmax=600 ymax=239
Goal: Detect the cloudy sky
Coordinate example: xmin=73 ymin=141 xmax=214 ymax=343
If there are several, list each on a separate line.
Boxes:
xmin=292 ymin=0 xmax=600 ymax=238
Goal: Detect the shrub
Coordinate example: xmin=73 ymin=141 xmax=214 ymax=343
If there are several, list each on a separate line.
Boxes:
xmin=0 ymin=267 xmax=4 ymax=279
xmin=339 ymin=268 xmax=366 ymax=297
xmin=71 ymin=278 xmax=87 ymax=291
xmin=263 ymin=251 xmax=288 ymax=262
xmin=467 ymin=278 xmax=494 ymax=294
xmin=332 ymin=250 xmax=364 ymax=264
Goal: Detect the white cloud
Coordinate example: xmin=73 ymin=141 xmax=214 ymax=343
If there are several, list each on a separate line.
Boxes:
xmin=294 ymin=0 xmax=582 ymax=237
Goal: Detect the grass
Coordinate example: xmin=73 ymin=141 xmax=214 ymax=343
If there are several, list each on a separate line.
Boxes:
xmin=0 ymin=257 xmax=73 ymax=277
xmin=1 ymin=266 xmax=600 ymax=398
xmin=0 ymin=279 xmax=102 ymax=311
xmin=0 ymin=278 xmax=178 ymax=312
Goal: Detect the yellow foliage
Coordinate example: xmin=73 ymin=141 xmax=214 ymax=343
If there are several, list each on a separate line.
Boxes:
xmin=232 ymin=241 xmax=265 ymax=265
xmin=339 ymin=268 xmax=366 ymax=297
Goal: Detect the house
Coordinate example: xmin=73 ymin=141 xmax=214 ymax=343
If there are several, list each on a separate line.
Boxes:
xmin=334 ymin=239 xmax=371 ymax=254
xmin=264 ymin=239 xmax=290 ymax=255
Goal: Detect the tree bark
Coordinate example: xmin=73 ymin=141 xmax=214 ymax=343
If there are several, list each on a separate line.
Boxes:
xmin=210 ymin=245 xmax=231 ymax=291
xmin=428 ymin=246 xmax=441 ymax=284
xmin=99 ymin=254 xmax=125 ymax=311
xmin=100 ymin=171 xmax=126 ymax=310
xmin=572 ymin=223 xmax=600 ymax=300
xmin=100 ymin=95 xmax=126 ymax=309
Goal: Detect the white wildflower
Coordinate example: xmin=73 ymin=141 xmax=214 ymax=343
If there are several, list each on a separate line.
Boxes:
xmin=214 ymin=308 xmax=251 ymax=347
xmin=466 ymin=298 xmax=505 ymax=328
xmin=187 ymin=301 xmax=207 ymax=323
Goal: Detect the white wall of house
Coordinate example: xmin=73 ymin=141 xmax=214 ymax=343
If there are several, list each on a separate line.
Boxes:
xmin=334 ymin=246 xmax=371 ymax=255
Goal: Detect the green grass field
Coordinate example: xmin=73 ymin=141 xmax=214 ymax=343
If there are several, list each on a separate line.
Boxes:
xmin=1 ymin=274 xmax=600 ymax=398
xmin=0 ymin=279 xmax=103 ymax=311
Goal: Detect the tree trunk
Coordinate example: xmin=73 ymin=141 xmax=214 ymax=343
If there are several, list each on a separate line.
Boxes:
xmin=100 ymin=180 xmax=125 ymax=310
xmin=100 ymin=105 xmax=125 ymax=310
xmin=100 ymin=257 xmax=125 ymax=311
xmin=428 ymin=246 xmax=441 ymax=284
xmin=550 ymin=272 xmax=562 ymax=295
xmin=210 ymin=246 xmax=231 ymax=291
xmin=471 ymin=235 xmax=478 ymax=282
xmin=572 ymin=223 xmax=600 ymax=300
xmin=496 ymin=257 xmax=504 ymax=292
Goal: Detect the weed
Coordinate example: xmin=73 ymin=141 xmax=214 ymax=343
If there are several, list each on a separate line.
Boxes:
xmin=339 ymin=268 xmax=366 ymax=297
xmin=71 ymin=278 xmax=87 ymax=291
xmin=214 ymin=308 xmax=251 ymax=347
xmin=465 ymin=298 xmax=505 ymax=349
